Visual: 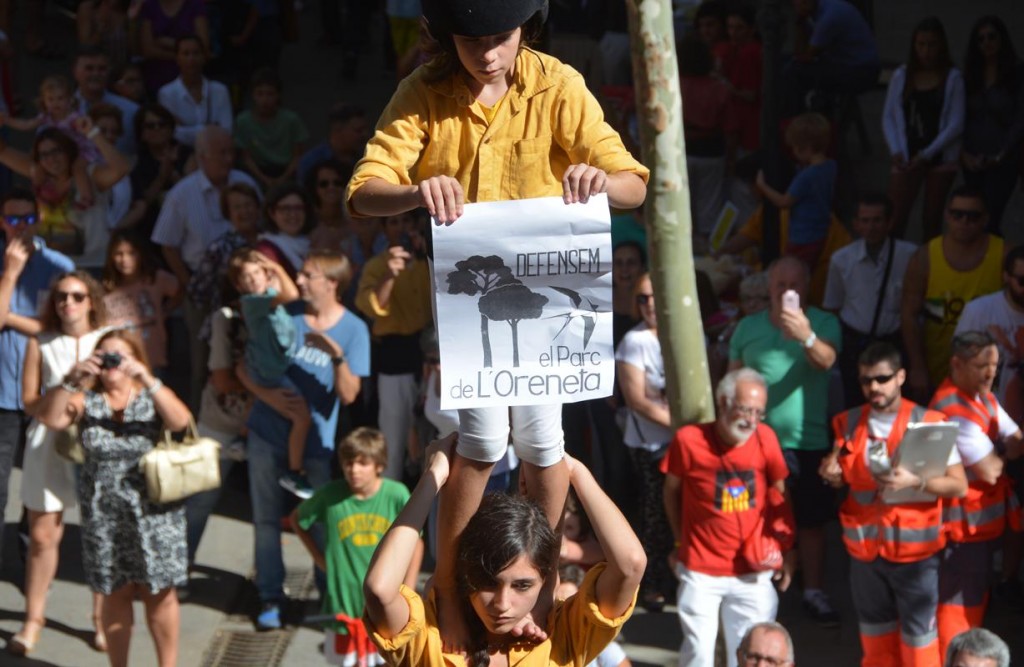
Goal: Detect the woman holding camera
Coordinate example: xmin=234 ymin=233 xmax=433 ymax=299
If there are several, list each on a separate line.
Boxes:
xmin=35 ymin=329 xmax=191 ymax=667
xmin=11 ymin=271 xmax=109 ymax=656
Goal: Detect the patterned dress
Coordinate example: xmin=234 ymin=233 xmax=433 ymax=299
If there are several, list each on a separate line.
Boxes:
xmin=79 ymin=389 xmax=187 ymax=595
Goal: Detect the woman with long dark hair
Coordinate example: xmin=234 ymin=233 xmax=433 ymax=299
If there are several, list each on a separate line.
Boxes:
xmin=364 ymin=435 xmax=645 ymax=664
xmin=961 ymin=15 xmax=1024 ymax=233
xmin=882 ymin=17 xmax=964 ymax=239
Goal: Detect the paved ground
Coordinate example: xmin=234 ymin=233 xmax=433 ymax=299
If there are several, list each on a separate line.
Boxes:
xmin=3 ymin=1 xmax=1024 ymax=666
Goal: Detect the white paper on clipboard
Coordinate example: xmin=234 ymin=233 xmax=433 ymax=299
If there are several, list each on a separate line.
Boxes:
xmin=882 ymin=421 xmax=959 ymax=504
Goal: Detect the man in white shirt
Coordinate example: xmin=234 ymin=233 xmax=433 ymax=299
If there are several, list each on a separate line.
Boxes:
xmin=151 ymin=126 xmax=258 ymax=408
xmin=157 ymin=35 xmax=233 ymax=147
xmin=824 ymin=193 xmax=916 ymax=407
xmin=72 ymin=46 xmax=138 ymax=157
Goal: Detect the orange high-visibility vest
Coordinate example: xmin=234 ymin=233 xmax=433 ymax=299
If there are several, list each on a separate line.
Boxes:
xmin=930 ymin=378 xmax=1022 ymax=543
xmin=834 ymin=399 xmax=947 ymax=563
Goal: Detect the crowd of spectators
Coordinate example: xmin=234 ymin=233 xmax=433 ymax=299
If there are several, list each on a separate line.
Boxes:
xmin=0 ymin=0 xmax=1022 ymax=665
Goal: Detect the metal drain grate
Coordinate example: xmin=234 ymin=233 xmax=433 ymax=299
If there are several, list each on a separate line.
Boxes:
xmin=199 ymin=629 xmax=294 ymax=667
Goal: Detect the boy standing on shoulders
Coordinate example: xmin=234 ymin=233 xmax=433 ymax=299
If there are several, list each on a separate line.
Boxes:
xmin=291 ymin=427 xmax=422 ymax=666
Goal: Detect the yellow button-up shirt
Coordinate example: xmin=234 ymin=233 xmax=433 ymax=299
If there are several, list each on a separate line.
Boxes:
xmin=347 ymin=47 xmax=649 ymax=214
xmin=355 ymin=252 xmax=432 ymax=337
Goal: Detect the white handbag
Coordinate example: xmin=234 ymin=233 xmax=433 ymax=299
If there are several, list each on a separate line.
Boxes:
xmin=139 ymin=419 xmax=221 ymax=503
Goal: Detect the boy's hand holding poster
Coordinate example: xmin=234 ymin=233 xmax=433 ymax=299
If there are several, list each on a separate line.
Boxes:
xmin=433 ymin=195 xmax=614 ymax=410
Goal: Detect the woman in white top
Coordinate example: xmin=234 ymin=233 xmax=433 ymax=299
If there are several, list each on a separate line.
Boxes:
xmin=156 ymin=35 xmax=232 ymax=148
xmin=614 ymin=272 xmax=676 ymax=611
xmin=11 ymin=271 xmax=110 ymax=656
xmin=882 ymin=17 xmax=965 ymax=239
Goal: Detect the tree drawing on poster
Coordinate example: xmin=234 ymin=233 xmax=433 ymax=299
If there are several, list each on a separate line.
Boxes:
xmin=478 ymin=284 xmax=549 ymax=367
xmin=446 ymin=255 xmax=520 ymax=367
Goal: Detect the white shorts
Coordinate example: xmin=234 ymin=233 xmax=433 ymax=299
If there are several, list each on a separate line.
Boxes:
xmin=456 ymin=404 xmax=564 ymax=467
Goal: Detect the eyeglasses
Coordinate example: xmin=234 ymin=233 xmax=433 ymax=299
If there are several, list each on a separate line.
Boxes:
xmin=3 ymin=214 xmax=38 ymax=227
xmin=859 ymin=372 xmax=896 ymax=386
xmin=143 ymin=121 xmax=170 ymax=130
xmin=740 ymin=651 xmax=791 ymax=667
xmin=318 ymin=179 xmax=344 ymax=188
xmin=730 ymin=404 xmax=766 ymax=421
xmin=948 ymin=208 xmax=985 ymax=223
xmin=636 ymin=293 xmax=655 ymax=305
xmin=54 ymin=290 xmax=88 ymax=304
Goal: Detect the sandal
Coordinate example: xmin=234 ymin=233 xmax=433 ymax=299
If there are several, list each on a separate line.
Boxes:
xmin=92 ymin=615 xmax=107 ymax=653
xmin=8 ymin=618 xmax=44 ymax=656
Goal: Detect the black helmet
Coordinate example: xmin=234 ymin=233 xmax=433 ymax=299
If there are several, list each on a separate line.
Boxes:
xmin=422 ymin=0 xmax=549 ymax=38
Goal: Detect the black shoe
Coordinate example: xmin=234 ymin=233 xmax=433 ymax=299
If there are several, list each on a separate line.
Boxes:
xmin=802 ymin=591 xmax=840 ymax=627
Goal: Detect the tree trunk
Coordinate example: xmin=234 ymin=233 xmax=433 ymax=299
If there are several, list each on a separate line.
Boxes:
xmin=625 ymin=0 xmax=714 ymax=427
xmin=509 ymin=320 xmax=520 ymax=367
xmin=480 ymin=313 xmax=492 ymax=368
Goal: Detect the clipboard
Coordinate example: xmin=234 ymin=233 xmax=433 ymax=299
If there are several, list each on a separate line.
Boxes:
xmin=881 ymin=421 xmax=959 ymax=504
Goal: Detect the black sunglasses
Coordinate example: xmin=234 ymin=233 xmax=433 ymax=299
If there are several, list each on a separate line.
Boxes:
xmin=859 ymin=372 xmax=896 ymax=386
xmin=3 ymin=214 xmax=38 ymax=227
xmin=948 ymin=208 xmax=985 ymax=223
xmin=54 ymin=290 xmax=88 ymax=304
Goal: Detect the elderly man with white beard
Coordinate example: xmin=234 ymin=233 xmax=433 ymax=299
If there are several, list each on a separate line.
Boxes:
xmin=661 ymin=368 xmax=797 ymax=667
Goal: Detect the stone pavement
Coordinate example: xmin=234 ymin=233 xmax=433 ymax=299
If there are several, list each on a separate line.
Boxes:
xmin=3 ymin=1 xmax=1024 ymax=666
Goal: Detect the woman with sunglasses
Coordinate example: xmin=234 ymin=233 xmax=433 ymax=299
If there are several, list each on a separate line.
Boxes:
xmin=961 ymin=15 xmax=1024 ymax=233
xmin=10 ymin=271 xmax=110 ymax=656
xmin=613 ymin=271 xmax=676 ymax=612
xmin=32 ymin=329 xmax=191 ymax=667
xmin=128 ymin=103 xmax=194 ymax=240
xmin=308 ymin=159 xmax=352 ymax=252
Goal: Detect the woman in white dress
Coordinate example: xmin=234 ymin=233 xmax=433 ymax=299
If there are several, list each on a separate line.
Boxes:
xmin=10 ymin=271 xmax=109 ymax=656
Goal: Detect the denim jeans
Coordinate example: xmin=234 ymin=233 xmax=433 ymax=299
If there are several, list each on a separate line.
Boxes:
xmin=248 ymin=430 xmax=331 ymax=602
xmin=0 ymin=409 xmax=27 ymax=571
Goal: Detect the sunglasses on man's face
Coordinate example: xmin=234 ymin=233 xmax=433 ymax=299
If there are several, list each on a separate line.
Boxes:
xmin=3 ymin=214 xmax=38 ymax=227
xmin=859 ymin=372 xmax=896 ymax=386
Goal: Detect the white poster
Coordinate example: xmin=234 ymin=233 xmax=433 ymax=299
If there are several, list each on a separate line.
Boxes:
xmin=434 ymin=195 xmax=614 ymax=410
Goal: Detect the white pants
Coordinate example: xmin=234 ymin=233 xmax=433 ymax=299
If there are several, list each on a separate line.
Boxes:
xmin=675 ymin=563 xmax=778 ymax=667
xmin=378 ymin=373 xmax=419 ymax=481
xmin=457 ymin=403 xmax=564 ymax=467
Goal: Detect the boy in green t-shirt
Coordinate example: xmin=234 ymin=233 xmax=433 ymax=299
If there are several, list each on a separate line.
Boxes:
xmin=291 ymin=428 xmax=422 ymax=665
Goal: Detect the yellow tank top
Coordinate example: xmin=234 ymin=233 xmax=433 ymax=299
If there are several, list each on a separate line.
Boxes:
xmin=923 ymin=235 xmax=1004 ymax=384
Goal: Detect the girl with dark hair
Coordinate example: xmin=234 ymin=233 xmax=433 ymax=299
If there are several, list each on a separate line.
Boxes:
xmin=102 ymin=230 xmax=181 ymax=376
xmin=364 ymin=435 xmax=645 ymax=664
xmin=348 ymin=0 xmax=647 ymax=647
xmin=256 ymin=183 xmax=314 ymax=279
xmin=882 ymin=17 xmax=964 ymax=239
xmin=11 ymin=271 xmax=110 ymax=656
xmin=127 ymin=103 xmax=194 ymax=240
xmin=961 ymin=15 xmax=1024 ymax=233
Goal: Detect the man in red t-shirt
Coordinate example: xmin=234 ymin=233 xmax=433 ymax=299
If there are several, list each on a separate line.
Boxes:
xmin=662 ymin=368 xmax=796 ymax=667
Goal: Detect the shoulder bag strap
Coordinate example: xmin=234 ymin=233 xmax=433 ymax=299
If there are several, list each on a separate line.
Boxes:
xmin=868 ymin=238 xmax=896 ymax=338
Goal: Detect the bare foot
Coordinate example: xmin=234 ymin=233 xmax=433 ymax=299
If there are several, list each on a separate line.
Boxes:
xmin=435 ymin=587 xmax=473 ymax=653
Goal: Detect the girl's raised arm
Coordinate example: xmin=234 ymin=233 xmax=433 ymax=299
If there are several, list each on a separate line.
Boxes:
xmin=363 ymin=433 xmax=456 ymax=638
xmin=567 ymin=454 xmax=646 ymax=619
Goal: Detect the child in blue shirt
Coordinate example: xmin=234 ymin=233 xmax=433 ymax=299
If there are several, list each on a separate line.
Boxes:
xmin=228 ymin=248 xmax=313 ymax=498
xmin=756 ymin=112 xmax=837 ymax=269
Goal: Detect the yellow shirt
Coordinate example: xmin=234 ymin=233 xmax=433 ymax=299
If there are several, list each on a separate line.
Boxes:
xmin=355 ymin=252 xmax=433 ymax=337
xmin=923 ymin=235 xmax=1004 ymax=385
xmin=347 ymin=47 xmax=649 ymax=214
xmin=368 ymin=563 xmax=636 ymax=666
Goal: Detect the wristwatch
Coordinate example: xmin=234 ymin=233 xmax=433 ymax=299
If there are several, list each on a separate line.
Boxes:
xmin=803 ymin=332 xmax=817 ymax=349
xmin=331 ymin=352 xmax=346 ymax=367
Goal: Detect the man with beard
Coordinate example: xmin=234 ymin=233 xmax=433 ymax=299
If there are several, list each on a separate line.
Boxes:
xmin=821 ymin=342 xmax=966 ymax=666
xmin=929 ymin=331 xmax=1024 ymax=657
xmin=661 ymin=368 xmax=796 ymax=667
xmin=955 ymin=244 xmax=1024 ymax=608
